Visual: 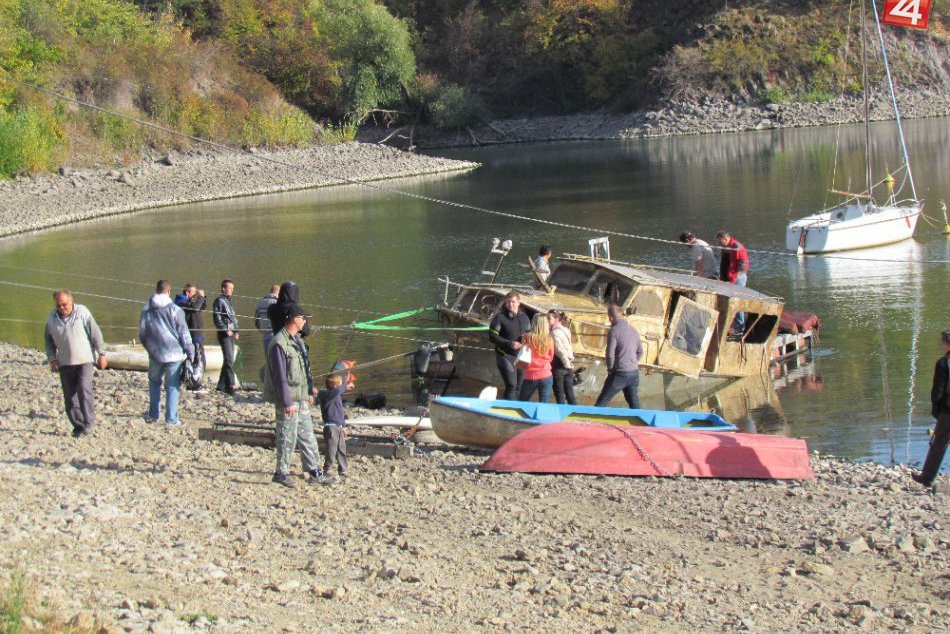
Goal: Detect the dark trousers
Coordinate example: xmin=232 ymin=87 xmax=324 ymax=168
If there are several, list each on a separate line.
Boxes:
xmin=323 ymin=425 xmax=348 ymax=474
xmin=496 ymin=354 xmax=523 ymax=401
xmin=595 ymin=370 xmax=640 ymax=409
xmin=552 ymin=368 xmax=576 ymax=405
xmin=60 ymin=363 xmax=95 ymax=433
xmin=216 ymin=333 xmax=238 ymax=393
xmin=920 ymin=411 xmax=949 ymax=484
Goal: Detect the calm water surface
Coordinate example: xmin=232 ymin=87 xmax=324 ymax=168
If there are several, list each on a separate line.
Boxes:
xmin=1 ymin=118 xmax=947 ymax=471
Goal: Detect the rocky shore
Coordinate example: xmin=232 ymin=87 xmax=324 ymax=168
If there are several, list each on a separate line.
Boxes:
xmin=0 ymin=341 xmax=946 ymax=633
xmin=0 ymin=143 xmax=478 ymax=239
xmin=357 ymin=90 xmax=950 ymax=149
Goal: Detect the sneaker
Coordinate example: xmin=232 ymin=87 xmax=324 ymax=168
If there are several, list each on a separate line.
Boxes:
xmin=911 ymin=472 xmax=934 ymax=487
xmin=309 ymin=470 xmax=336 ymax=486
xmin=143 ymin=415 xmax=158 ymax=423
xmin=272 ymin=473 xmax=294 ymax=488
xmin=71 ymin=428 xmax=84 ymax=438
xmin=338 ymin=470 xmax=348 ymax=479
xmin=165 ymin=420 xmax=183 ymax=428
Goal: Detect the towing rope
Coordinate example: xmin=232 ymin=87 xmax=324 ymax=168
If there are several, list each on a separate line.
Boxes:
xmin=351 ymin=307 xmax=487 ymax=331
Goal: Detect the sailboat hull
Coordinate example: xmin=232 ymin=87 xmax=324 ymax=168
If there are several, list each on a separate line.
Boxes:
xmin=785 ymin=203 xmax=920 ymax=253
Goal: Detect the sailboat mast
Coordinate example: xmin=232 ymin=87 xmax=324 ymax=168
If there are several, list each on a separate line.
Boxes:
xmin=860 ymin=0 xmax=872 ymax=200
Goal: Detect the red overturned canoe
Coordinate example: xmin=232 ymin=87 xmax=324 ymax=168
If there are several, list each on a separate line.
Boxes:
xmin=481 ymin=422 xmax=814 ymax=480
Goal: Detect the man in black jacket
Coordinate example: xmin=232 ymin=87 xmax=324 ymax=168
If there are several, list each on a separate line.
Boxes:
xmin=913 ymin=330 xmax=950 ymax=487
xmin=489 ymin=291 xmax=531 ymax=400
xmin=175 ymin=283 xmax=207 ymax=391
xmin=213 ymin=279 xmax=240 ymax=394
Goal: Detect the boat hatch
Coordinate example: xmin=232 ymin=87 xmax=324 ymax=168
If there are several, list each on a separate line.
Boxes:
xmin=657 ymin=296 xmax=718 ymax=377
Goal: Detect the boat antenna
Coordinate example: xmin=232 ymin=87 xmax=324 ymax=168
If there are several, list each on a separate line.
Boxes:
xmin=870 ymin=0 xmax=919 ymax=203
xmin=860 ymin=0 xmax=873 ymax=202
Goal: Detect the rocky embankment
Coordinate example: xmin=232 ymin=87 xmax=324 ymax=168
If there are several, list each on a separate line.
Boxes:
xmin=0 ymin=143 xmax=478 ymax=239
xmin=358 ymin=90 xmax=950 ymax=149
xmin=0 ymin=341 xmax=946 ymax=633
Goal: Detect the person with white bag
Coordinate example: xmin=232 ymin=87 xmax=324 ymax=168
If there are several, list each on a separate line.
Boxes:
xmin=517 ymin=315 xmax=554 ymax=402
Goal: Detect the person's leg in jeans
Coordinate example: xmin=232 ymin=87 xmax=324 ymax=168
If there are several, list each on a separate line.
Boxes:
xmin=620 ymin=371 xmax=641 ymax=409
xmin=518 ymin=378 xmax=538 ymax=401
xmin=497 ymin=354 xmax=519 ymax=400
xmin=147 ymin=358 xmax=163 ymax=421
xmin=562 ymin=370 xmax=576 ymax=405
xmin=537 ymin=376 xmax=553 ymax=403
xmin=594 ymin=372 xmax=623 ymax=407
xmin=164 ymin=360 xmax=183 ymax=423
xmin=732 ymin=273 xmax=748 ymax=333
xmin=552 ymin=368 xmax=566 ymax=404
xmin=217 ymin=333 xmax=237 ymax=393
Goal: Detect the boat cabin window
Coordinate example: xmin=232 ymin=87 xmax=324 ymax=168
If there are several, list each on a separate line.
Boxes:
xmin=739 ymin=313 xmax=778 ymax=345
xmin=670 ymin=301 xmax=711 ymax=356
xmin=587 ymin=272 xmax=633 ymax=305
xmin=547 ymin=262 xmax=595 ymax=293
xmin=627 ymin=287 xmax=665 ymax=317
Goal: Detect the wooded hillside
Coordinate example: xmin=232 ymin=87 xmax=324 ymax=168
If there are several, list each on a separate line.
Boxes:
xmin=0 ymin=0 xmax=946 ymax=176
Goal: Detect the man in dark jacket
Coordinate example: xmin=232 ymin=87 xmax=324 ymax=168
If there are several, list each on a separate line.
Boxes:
xmin=913 ymin=330 xmax=950 ymax=486
xmin=213 ymin=279 xmax=240 ymax=394
xmin=594 ymin=304 xmax=644 ymax=409
xmin=489 ymin=291 xmax=531 ymax=400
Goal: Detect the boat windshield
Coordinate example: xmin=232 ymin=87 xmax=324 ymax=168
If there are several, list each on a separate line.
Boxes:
xmin=548 ymin=261 xmax=595 ymax=292
xmin=587 ymin=272 xmax=633 ymax=305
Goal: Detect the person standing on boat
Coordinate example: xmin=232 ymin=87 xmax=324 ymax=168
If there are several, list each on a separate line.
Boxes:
xmin=548 ymin=310 xmax=576 ymax=404
xmin=174 ymin=282 xmax=207 ymax=392
xmin=519 ymin=315 xmax=555 ymax=402
xmin=679 ymin=232 xmax=717 ymax=279
xmin=595 ymin=304 xmax=643 ymax=409
xmin=139 ymin=280 xmax=193 ymax=426
xmin=263 ymin=305 xmax=328 ymax=487
xmin=913 ymin=330 xmax=950 ymax=487
xmin=489 ymin=291 xmax=531 ymax=400
xmin=213 ymin=279 xmax=240 ymax=395
xmin=254 ymin=283 xmax=281 ymax=353
xmin=716 ymin=231 xmax=750 ymax=334
xmin=44 ymin=289 xmax=107 ymax=438
xmin=533 ymin=245 xmax=553 ymax=287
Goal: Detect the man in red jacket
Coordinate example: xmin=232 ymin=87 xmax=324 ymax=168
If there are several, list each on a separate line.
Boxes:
xmin=717 ymin=231 xmax=750 ymax=334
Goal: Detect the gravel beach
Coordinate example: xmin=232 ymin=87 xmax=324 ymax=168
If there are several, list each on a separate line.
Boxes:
xmin=0 ymin=341 xmax=946 ymax=633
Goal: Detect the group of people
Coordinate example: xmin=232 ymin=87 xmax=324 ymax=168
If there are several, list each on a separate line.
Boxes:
xmin=488 ymin=291 xmax=644 ymax=410
xmin=679 ymin=230 xmax=750 ymax=333
xmin=43 ymin=280 xmax=353 ymax=486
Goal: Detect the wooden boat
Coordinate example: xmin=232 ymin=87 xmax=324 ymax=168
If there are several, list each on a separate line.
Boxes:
xmin=430 ymin=396 xmax=736 ymax=450
xmin=784 ymin=0 xmax=920 ymax=253
xmin=104 ymin=343 xmax=225 ymax=372
xmin=481 ymin=422 xmax=814 ymax=480
xmin=438 ymin=248 xmax=785 ymax=403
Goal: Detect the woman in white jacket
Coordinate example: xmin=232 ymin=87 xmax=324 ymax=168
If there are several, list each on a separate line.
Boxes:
xmin=547 ymin=310 xmax=576 ymax=405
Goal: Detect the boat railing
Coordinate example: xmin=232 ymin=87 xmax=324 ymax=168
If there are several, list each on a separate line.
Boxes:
xmin=438 ymin=276 xmax=534 ymax=307
xmin=561 ymin=253 xmax=696 ymax=276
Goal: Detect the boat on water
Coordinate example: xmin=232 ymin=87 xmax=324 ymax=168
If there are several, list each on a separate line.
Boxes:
xmin=481 ymin=422 xmax=814 ymax=480
xmin=437 ymin=242 xmax=792 ymax=404
xmin=104 ymin=343 xmax=226 ymax=372
xmin=784 ymin=0 xmax=921 ymax=254
xmin=430 ymin=396 xmax=736 ymax=450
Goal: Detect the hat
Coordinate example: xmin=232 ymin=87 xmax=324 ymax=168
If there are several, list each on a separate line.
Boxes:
xmin=288 ymin=305 xmax=310 ymax=320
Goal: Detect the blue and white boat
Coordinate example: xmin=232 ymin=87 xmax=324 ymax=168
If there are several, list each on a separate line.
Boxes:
xmin=430 ymin=396 xmax=736 ymax=449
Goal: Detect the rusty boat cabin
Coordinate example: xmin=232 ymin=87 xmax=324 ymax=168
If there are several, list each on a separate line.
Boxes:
xmin=439 ymin=254 xmax=784 ymax=379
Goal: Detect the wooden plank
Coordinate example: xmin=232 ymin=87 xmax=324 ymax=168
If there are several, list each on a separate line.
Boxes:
xmin=198 ymin=427 xmax=413 ymax=459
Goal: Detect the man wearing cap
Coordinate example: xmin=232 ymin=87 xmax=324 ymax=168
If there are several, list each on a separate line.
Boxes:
xmin=678 ymin=232 xmax=717 ymax=279
xmin=263 ymin=305 xmax=330 ymax=487
xmin=44 ymin=289 xmax=108 ymax=438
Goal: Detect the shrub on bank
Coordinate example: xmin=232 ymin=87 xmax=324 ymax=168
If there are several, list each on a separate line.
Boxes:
xmin=0 ymin=0 xmax=318 ymax=177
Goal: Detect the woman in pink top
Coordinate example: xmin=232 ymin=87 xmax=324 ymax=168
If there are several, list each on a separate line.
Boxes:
xmin=518 ymin=315 xmax=554 ymax=402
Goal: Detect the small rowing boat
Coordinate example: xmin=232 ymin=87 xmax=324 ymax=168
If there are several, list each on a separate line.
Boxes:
xmin=430 ymin=396 xmax=736 ymax=449
xmin=481 ymin=422 xmax=814 ymax=480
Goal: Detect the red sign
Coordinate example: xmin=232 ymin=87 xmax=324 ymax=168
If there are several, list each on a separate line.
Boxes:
xmin=882 ymin=0 xmax=931 ymax=30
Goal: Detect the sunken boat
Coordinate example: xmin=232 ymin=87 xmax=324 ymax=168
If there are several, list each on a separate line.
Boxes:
xmin=436 ymin=239 xmax=788 ymax=406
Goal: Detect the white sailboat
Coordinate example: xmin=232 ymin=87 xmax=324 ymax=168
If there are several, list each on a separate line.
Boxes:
xmin=785 ymin=0 xmax=921 ymax=254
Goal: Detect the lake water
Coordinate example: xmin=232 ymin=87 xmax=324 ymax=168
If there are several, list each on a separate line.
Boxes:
xmin=1 ymin=118 xmax=947 ymax=471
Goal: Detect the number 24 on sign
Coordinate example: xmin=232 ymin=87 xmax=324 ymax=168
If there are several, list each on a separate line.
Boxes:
xmin=883 ymin=0 xmax=931 ymax=30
